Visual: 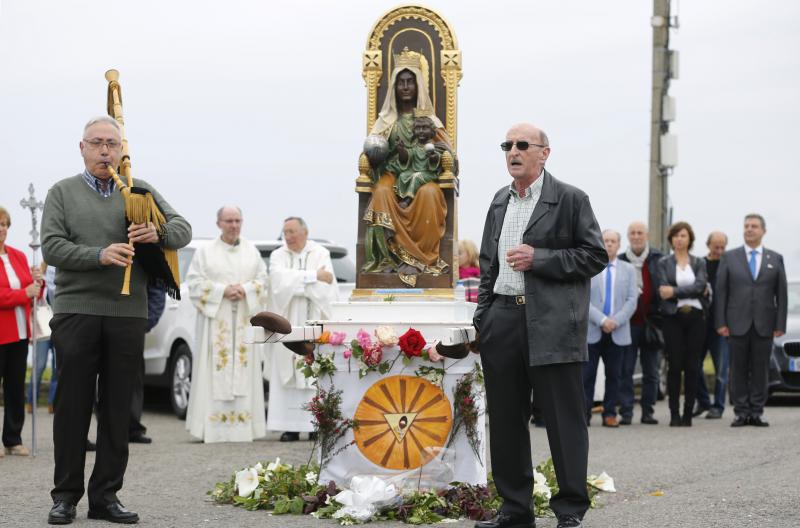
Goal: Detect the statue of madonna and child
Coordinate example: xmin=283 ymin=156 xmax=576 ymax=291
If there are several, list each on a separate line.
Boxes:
xmin=361 ymin=48 xmax=459 ymax=288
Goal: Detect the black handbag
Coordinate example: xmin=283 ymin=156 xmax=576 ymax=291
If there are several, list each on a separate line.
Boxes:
xmin=642 ymin=315 xmax=664 ymax=352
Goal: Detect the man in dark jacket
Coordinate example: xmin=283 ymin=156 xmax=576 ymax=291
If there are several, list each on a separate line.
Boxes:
xmin=618 ymin=221 xmax=663 ymax=425
xmin=716 ymin=214 xmax=787 ymax=427
xmin=474 ymin=123 xmax=606 ymax=528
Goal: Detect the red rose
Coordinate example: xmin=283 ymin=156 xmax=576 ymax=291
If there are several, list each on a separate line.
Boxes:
xmin=463 ymin=396 xmax=473 ymax=406
xmin=399 ymin=328 xmax=426 ymax=358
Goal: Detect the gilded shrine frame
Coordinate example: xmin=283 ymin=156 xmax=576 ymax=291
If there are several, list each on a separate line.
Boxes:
xmin=354 ymin=5 xmax=463 ymax=293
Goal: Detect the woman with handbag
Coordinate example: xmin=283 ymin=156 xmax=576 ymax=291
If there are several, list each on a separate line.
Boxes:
xmin=0 ymin=206 xmax=42 ymax=457
xmin=657 ymin=221 xmax=708 ymax=427
xmin=26 ymin=262 xmax=57 ymax=414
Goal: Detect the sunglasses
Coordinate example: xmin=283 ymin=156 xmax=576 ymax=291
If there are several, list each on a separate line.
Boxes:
xmin=500 ymin=140 xmax=547 ymax=152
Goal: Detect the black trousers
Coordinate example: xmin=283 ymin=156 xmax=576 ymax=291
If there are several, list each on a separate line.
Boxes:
xmin=728 ymin=326 xmax=772 ymax=418
xmin=479 ymin=298 xmax=590 ymax=520
xmin=662 ymin=308 xmax=705 ymax=416
xmin=50 ymin=314 xmax=145 ymax=507
xmin=0 ymin=338 xmax=28 ymax=447
xmin=128 ymin=352 xmax=146 ymax=438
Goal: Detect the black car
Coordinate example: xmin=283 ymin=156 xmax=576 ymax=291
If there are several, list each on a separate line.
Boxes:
xmin=768 ymin=280 xmax=800 ymax=394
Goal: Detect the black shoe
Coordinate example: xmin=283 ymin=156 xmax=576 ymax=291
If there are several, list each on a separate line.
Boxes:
xmin=48 ymin=501 xmax=76 ymax=525
xmin=279 ymin=431 xmax=300 ymax=442
xmin=474 ymin=512 xmax=534 ymax=528
xmin=669 ymin=414 xmax=681 ymax=427
xmin=692 ymin=404 xmax=710 ymax=417
xmin=731 ymin=416 xmax=748 ymax=427
xmin=705 ymin=408 xmax=723 ymax=419
xmin=641 ymin=414 xmax=659 ymax=425
xmin=680 ymin=415 xmax=692 ymax=427
xmin=86 ymin=440 xmax=96 ymax=452
xmin=749 ymin=416 xmax=769 ymax=427
xmin=88 ymin=502 xmax=139 ymax=524
xmin=556 ymin=513 xmax=583 ymax=528
xmin=308 ymin=432 xmax=318 ymax=441
xmin=619 ymin=415 xmax=632 ymax=426
xmin=129 ymin=434 xmax=152 ymax=444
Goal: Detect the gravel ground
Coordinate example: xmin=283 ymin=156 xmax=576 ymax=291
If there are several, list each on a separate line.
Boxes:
xmin=1 ymin=393 xmax=798 ymax=528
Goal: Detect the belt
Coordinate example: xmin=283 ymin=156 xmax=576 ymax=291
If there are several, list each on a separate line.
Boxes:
xmin=495 ymin=294 xmax=526 ymax=306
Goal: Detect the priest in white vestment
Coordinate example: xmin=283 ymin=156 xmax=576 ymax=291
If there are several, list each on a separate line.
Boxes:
xmin=185 ymin=206 xmax=268 ymax=443
xmin=266 ymin=217 xmax=338 ymax=442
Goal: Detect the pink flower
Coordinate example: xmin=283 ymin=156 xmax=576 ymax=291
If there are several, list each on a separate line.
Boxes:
xmin=356 ymin=329 xmax=373 ymax=350
xmin=363 ymin=344 xmax=383 ymax=366
xmin=329 ymin=331 xmax=347 ymax=346
xmin=426 ymin=345 xmax=443 ymax=362
xmin=343 ymin=348 xmax=352 ymax=359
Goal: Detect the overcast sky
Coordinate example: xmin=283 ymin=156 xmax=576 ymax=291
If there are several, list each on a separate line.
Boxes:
xmin=1 ymin=1 xmax=798 ymax=274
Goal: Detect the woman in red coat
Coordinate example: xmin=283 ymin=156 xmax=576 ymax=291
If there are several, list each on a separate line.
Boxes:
xmin=0 ymin=206 xmax=42 ymax=457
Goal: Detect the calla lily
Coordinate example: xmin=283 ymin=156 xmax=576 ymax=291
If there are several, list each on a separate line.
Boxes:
xmin=533 ymin=469 xmax=552 ymax=499
xmin=254 ymin=462 xmax=264 ymax=474
xmin=266 ymin=457 xmax=283 ymax=472
xmin=588 ymin=471 xmax=616 ymax=492
xmin=235 ymin=467 xmax=259 ymax=497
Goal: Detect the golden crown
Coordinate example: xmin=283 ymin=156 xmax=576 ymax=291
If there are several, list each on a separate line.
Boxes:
xmin=394 ymin=47 xmax=424 ymax=70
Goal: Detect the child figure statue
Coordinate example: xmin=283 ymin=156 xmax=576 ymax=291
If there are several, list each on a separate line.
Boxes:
xmin=390 ymin=116 xmax=442 ymax=209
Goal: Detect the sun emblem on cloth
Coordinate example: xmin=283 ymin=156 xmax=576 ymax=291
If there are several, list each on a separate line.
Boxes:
xmin=353 ymin=375 xmax=452 ymax=470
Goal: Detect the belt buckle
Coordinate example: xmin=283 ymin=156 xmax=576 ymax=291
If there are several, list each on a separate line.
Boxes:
xmin=515 ymin=295 xmax=526 ymax=305
xmin=678 ymin=305 xmax=692 ymax=314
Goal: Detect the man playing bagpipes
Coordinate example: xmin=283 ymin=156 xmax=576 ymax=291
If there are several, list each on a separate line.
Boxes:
xmin=41 ymin=112 xmax=191 ymax=525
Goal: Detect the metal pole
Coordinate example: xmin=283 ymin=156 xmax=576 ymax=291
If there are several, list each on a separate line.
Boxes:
xmin=20 ymin=183 xmax=44 ymax=457
xmin=648 ymin=0 xmax=671 ymax=252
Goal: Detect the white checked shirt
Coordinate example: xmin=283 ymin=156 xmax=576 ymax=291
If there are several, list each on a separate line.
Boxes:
xmin=494 ymin=174 xmax=544 ymax=295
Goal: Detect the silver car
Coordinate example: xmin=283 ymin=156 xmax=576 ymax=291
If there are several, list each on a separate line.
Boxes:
xmin=768 ymin=279 xmax=800 ymax=394
xmin=143 ymin=239 xmax=355 ymax=418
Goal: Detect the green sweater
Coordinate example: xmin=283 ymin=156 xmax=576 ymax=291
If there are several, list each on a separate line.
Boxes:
xmin=41 ymin=174 xmax=192 ymax=318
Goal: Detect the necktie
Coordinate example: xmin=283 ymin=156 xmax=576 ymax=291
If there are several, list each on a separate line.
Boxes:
xmin=603 ymin=263 xmax=613 ymax=316
xmin=749 ymin=249 xmax=758 ymax=280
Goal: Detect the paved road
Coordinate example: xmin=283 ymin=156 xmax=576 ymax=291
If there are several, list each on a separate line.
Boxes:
xmin=1 ymin=393 xmax=798 ymax=527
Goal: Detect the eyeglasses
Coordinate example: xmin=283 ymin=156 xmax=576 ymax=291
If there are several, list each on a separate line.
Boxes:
xmin=500 ymin=140 xmax=547 ymax=152
xmin=83 ymin=138 xmax=121 ymax=150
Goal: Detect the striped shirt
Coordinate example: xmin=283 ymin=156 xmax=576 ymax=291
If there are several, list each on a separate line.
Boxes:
xmin=82 ymin=170 xmax=116 ymax=198
xmin=494 ymin=174 xmax=544 ymax=295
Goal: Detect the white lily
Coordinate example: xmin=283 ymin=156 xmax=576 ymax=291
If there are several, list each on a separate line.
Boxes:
xmin=588 ymin=471 xmax=616 ymax=492
xmin=254 ymin=462 xmax=264 ymax=475
xmin=235 ymin=467 xmax=259 ymax=497
xmin=533 ymin=469 xmax=552 ymax=500
xmin=305 ymin=471 xmax=318 ymax=486
xmin=266 ymin=457 xmax=282 ymax=472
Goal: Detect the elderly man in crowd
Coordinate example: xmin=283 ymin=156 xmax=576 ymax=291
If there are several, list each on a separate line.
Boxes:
xmin=618 ymin=221 xmax=663 ymax=425
xmin=584 ymin=229 xmax=638 ymax=428
xmin=474 ymin=123 xmax=606 ymax=528
xmin=266 ymin=217 xmax=338 ymax=442
xmin=185 ymin=206 xmax=268 ymax=443
xmin=42 ymin=116 xmax=191 ymax=525
xmin=693 ymin=231 xmax=729 ymax=419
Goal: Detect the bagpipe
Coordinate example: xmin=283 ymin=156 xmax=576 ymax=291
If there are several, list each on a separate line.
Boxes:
xmin=104 ymin=69 xmax=181 ymax=299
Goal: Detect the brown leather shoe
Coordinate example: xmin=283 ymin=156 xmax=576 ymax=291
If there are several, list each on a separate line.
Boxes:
xmin=602 ymin=416 xmax=619 ymax=428
xmin=5 ymin=444 xmax=30 ymax=456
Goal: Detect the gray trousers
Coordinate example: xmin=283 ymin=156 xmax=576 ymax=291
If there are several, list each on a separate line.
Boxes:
xmin=728 ymin=327 xmax=772 ymax=418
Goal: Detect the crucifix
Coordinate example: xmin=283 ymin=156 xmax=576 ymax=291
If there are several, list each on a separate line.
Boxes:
xmin=20 ymin=183 xmax=44 ymax=457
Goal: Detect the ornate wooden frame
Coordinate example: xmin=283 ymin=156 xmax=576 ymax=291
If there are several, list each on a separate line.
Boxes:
xmin=354 ymin=5 xmax=462 ymax=292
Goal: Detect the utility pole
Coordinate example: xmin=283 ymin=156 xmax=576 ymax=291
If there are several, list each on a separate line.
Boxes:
xmin=648 ymin=0 xmax=678 ymax=251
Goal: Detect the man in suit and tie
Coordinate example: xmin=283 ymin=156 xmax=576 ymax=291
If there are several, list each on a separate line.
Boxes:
xmin=584 ymin=230 xmax=638 ymax=427
xmin=474 ymin=123 xmax=606 ymax=528
xmin=715 ymin=214 xmax=787 ymax=427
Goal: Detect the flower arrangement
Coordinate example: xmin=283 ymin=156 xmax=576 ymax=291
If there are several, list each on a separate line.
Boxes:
xmin=347 ymin=330 xmax=392 ymax=378
xmin=303 ymin=386 xmax=358 ymax=468
xmin=446 ymin=363 xmax=485 ymax=465
xmin=297 ymin=349 xmax=336 ymax=382
xmin=211 ymin=457 xmax=612 ymax=524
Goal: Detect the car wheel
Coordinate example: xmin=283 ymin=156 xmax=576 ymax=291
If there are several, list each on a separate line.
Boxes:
xmin=170 ymin=343 xmax=192 ymax=420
